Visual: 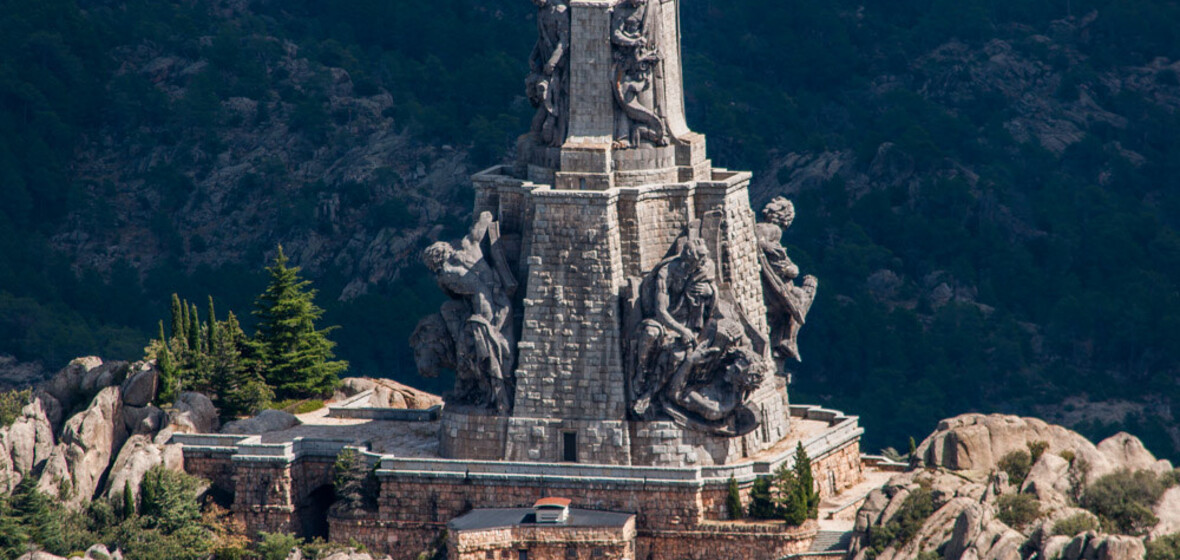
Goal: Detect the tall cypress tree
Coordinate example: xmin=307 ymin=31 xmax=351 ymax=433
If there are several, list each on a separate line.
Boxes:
xmin=253 ymin=246 xmax=346 ymax=399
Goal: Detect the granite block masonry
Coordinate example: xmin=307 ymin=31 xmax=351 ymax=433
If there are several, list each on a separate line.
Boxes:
xmin=414 ymin=0 xmax=819 ymax=468
xmin=179 ymin=1 xmax=849 ymax=559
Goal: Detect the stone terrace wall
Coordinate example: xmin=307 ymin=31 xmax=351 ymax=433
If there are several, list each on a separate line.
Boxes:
xmin=449 ymin=522 xmax=637 ymax=560
xmin=641 ymin=520 xmax=818 ymax=560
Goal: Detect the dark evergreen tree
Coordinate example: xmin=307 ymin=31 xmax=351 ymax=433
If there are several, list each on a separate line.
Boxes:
xmin=792 ymin=443 xmax=820 ymax=520
xmin=726 ymin=475 xmax=744 ymax=520
xmin=253 ymin=246 xmax=346 ymax=399
xmin=748 ymin=475 xmax=779 ymax=519
xmin=209 ymin=312 xmax=272 ymax=419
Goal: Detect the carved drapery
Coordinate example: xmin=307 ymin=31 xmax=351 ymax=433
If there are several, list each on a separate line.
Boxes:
xmin=527 ymin=0 xmax=571 ymax=147
xmin=756 ymin=197 xmax=818 ymax=369
xmin=610 ymin=0 xmax=669 ymax=148
xmin=622 ymin=221 xmax=769 ymax=436
xmin=411 ymin=212 xmax=519 ymax=414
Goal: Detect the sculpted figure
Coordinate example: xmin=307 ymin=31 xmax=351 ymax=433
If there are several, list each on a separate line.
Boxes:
xmin=756 ymin=197 xmax=818 ymax=366
xmin=527 ymin=0 xmax=570 ymax=146
xmin=623 ymin=222 xmax=768 ymax=436
xmin=611 ymin=0 xmax=668 ymax=148
xmin=412 ymin=212 xmax=518 ymax=413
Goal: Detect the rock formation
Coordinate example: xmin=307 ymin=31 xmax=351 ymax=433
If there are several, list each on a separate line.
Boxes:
xmin=850 ymin=413 xmax=1178 ymax=560
xmin=0 ymin=357 xmax=210 ymax=506
xmin=332 ymin=377 xmax=443 ymax=410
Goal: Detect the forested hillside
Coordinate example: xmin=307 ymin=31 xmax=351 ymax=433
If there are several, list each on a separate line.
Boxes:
xmin=2 ymin=0 xmax=1180 ymax=458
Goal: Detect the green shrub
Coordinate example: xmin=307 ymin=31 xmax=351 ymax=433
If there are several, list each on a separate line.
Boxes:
xmin=0 ymin=388 xmax=31 ymax=427
xmin=269 ymin=398 xmax=325 ymax=414
xmin=1052 ymin=513 xmax=1099 ymax=536
xmin=1147 ymin=533 xmax=1180 ymax=560
xmin=1082 ymin=469 xmax=1166 ymax=536
xmin=747 ymin=476 xmax=779 ymax=519
xmin=997 ymin=450 xmax=1033 ymax=487
xmin=996 ymin=493 xmax=1041 ymax=530
xmin=294 ymin=399 xmax=325 ymax=414
xmin=868 ymin=486 xmax=935 ymax=557
xmin=139 ymin=465 xmax=204 ymax=533
xmin=257 ymin=532 xmax=302 ymax=560
xmin=1027 ymin=441 xmax=1049 ymax=464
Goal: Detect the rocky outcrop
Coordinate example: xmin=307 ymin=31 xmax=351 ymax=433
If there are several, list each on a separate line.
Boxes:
xmin=221 ymin=409 xmax=300 ymax=435
xmin=916 ymin=414 xmax=1173 ymax=478
xmin=43 ymin=357 xmax=129 ymax=416
xmin=36 ymin=386 xmax=127 ymax=507
xmin=167 ymin=391 xmax=219 ymax=434
xmin=103 ymin=434 xmax=184 ymax=500
xmin=119 ymin=362 xmax=158 ymax=408
xmin=332 ymin=377 xmax=443 ymax=410
xmin=850 ymin=414 xmax=1173 ymax=560
xmin=0 ymin=357 xmax=189 ymax=508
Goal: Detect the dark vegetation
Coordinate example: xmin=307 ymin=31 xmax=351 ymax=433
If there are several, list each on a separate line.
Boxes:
xmin=146 ymin=248 xmax=346 ymax=420
xmin=1080 ymin=469 xmax=1177 ymax=536
xmin=3 ymin=0 xmax=1180 ymax=459
xmin=746 ymin=443 xmax=819 ymax=525
xmin=0 ymin=465 xmax=250 ymax=560
xmin=866 ymin=484 xmax=935 ymax=558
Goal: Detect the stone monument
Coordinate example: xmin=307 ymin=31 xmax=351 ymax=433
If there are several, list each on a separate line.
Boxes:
xmin=411 ymin=0 xmax=819 ymax=467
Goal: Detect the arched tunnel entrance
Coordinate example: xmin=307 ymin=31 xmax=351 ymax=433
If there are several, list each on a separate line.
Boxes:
xmin=298 ymin=484 xmax=336 ymax=540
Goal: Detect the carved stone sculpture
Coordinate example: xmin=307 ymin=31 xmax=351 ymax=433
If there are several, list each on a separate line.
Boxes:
xmin=756 ymin=197 xmax=818 ymax=367
xmin=527 ymin=0 xmax=570 ymax=147
xmin=412 ymin=212 xmax=518 ymax=413
xmin=610 ymin=0 xmax=668 ymax=148
xmin=623 ymin=222 xmax=768 ymax=436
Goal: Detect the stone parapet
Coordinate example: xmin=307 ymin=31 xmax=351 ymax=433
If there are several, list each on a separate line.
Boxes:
xmin=640 ymin=520 xmax=819 ymax=560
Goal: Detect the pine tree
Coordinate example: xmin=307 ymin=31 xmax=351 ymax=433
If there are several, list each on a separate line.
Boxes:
xmin=253 ymin=246 xmax=346 ymax=399
xmin=210 ymin=312 xmax=272 ymax=419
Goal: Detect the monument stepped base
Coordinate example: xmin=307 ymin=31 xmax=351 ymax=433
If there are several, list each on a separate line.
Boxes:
xmin=178 ymin=405 xmax=864 ymax=560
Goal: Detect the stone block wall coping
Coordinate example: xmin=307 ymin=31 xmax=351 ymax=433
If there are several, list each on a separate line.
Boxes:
xmin=472 ymin=164 xmax=751 ymax=197
xmin=170 ymin=433 xmax=250 ymax=454
xmin=175 ymin=405 xmax=862 ymax=486
xmin=229 ymin=436 xmax=371 ymax=463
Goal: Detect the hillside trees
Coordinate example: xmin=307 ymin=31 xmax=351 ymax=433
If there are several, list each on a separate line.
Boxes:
xmin=147 ymin=247 xmax=344 ymax=417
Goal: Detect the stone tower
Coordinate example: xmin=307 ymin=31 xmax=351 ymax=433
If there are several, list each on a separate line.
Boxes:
xmin=412 ymin=0 xmax=818 ymax=467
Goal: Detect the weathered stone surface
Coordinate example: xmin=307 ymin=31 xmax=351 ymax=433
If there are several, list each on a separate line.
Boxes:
xmin=7 ymin=393 xmax=58 ymax=475
xmin=103 ymin=434 xmax=182 ymax=499
xmin=16 ymin=552 xmax=67 ymax=560
xmin=119 ymin=362 xmax=159 ymax=407
xmin=917 ymin=413 xmax=1170 ymax=480
xmin=1096 ymin=432 xmax=1173 ymax=474
xmin=222 ymin=409 xmax=300 ymax=435
xmin=37 ymin=386 xmax=126 ymax=507
xmin=1153 ymin=487 xmax=1180 ymax=538
xmin=333 ymin=377 xmax=442 ymax=410
xmin=123 ymin=405 xmax=166 ymax=435
xmin=169 ymin=391 xmax=219 ymax=434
